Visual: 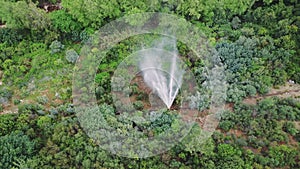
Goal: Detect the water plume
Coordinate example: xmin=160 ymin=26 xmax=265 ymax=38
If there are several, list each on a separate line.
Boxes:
xmin=139 ymin=37 xmax=184 ymax=109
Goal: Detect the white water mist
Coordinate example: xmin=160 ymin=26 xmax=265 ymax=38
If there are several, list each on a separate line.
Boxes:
xmin=139 ymin=37 xmax=184 ymax=109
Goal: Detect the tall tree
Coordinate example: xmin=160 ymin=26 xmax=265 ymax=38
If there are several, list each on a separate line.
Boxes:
xmin=0 ymin=0 xmax=50 ymax=30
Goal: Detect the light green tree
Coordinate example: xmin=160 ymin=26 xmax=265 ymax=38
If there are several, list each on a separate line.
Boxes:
xmin=0 ymin=0 xmax=50 ymax=30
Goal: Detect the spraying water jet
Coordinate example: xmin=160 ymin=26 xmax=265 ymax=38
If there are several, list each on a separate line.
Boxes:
xmin=139 ymin=37 xmax=184 ymax=109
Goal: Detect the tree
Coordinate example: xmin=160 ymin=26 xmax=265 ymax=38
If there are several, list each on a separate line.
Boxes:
xmin=268 ymin=145 xmax=298 ymax=167
xmin=283 ymin=121 xmax=298 ymax=136
xmin=0 ymin=131 xmax=35 ymax=169
xmin=61 ymin=0 xmax=121 ymax=28
xmin=217 ymin=144 xmax=242 ymax=159
xmin=65 ymin=49 xmax=79 ymax=64
xmin=218 ymin=120 xmax=234 ymax=131
xmin=0 ymin=0 xmax=50 ymax=30
xmin=215 ymin=144 xmax=245 ymax=169
xmin=49 ymin=9 xmax=83 ymax=34
xmin=0 ymin=113 xmax=16 ymax=136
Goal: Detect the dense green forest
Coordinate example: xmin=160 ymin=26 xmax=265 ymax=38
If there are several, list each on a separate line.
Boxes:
xmin=0 ymin=0 xmax=300 ymax=168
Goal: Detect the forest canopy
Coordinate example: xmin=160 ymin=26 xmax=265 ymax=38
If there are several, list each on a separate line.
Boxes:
xmin=0 ymin=0 xmax=299 ymax=168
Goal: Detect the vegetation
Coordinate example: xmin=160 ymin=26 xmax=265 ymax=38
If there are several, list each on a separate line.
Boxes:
xmin=0 ymin=0 xmax=299 ymax=168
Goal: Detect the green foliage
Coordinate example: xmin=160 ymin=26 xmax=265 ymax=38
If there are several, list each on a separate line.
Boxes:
xmin=187 ymin=91 xmax=210 ymax=111
xmin=0 ymin=0 xmax=50 ymax=30
xmin=226 ymin=85 xmax=247 ymax=103
xmin=219 ymin=120 xmax=234 ymax=131
xmin=0 ymin=113 xmax=15 ymax=136
xmin=36 ymin=95 xmax=49 ymax=105
xmin=49 ymin=40 xmax=64 ymax=54
xmin=283 ymin=121 xmax=298 ymax=136
xmin=0 ymin=0 xmax=299 ymax=168
xmin=95 ymin=72 xmax=110 ymax=88
xmin=0 ymin=87 xmax=13 ymax=102
xmin=0 ymin=28 xmax=23 ymax=45
xmin=18 ymin=103 xmax=44 ymax=114
xmin=37 ymin=115 xmax=53 ymax=135
xmin=133 ymin=100 xmax=144 ymax=110
xmin=61 ymin=0 xmax=121 ymax=28
xmin=268 ymin=145 xmax=298 ymax=167
xmin=0 ymin=131 xmax=35 ymax=169
xmin=13 ymin=99 xmax=20 ymax=105
xmin=217 ymin=144 xmax=242 ymax=158
xmin=65 ymin=49 xmax=79 ymax=63
xmin=50 ymin=9 xmax=83 ymax=34
xmin=244 ymin=85 xmax=257 ymax=96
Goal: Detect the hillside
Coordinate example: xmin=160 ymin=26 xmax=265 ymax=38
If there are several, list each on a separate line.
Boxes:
xmin=0 ymin=0 xmax=300 ymax=168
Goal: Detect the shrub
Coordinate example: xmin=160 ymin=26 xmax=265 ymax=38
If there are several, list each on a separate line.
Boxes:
xmin=0 ymin=131 xmax=35 ymax=169
xmin=50 ymin=10 xmax=82 ymax=34
xmin=244 ymin=85 xmax=257 ymax=97
xmin=0 ymin=87 xmax=13 ymax=99
xmin=49 ymin=107 xmax=59 ymax=116
xmin=0 ymin=28 xmax=23 ymax=45
xmin=65 ymin=49 xmax=79 ymax=64
xmin=133 ymin=101 xmax=144 ymax=110
xmin=0 ymin=87 xmax=13 ymax=104
xmin=226 ymin=86 xmax=246 ymax=103
xmin=268 ymin=145 xmax=297 ymax=167
xmin=36 ymin=95 xmax=49 ymax=105
xmin=0 ymin=113 xmax=15 ymax=136
xmin=37 ymin=116 xmax=52 ymax=129
xmin=217 ymin=143 xmax=242 ymax=159
xmin=235 ymin=138 xmax=248 ymax=147
xmin=283 ymin=122 xmax=298 ymax=136
xmin=18 ymin=103 xmax=44 ymax=114
xmin=95 ymin=72 xmax=110 ymax=88
xmin=13 ymin=99 xmax=20 ymax=105
xmin=188 ymin=91 xmax=210 ymax=111
xmin=49 ymin=40 xmax=64 ymax=54
xmin=219 ymin=120 xmax=234 ymax=131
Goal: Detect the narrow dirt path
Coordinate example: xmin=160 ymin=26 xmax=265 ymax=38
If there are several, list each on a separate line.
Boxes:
xmin=243 ymin=82 xmax=300 ymax=105
xmin=195 ymin=82 xmax=300 ymax=129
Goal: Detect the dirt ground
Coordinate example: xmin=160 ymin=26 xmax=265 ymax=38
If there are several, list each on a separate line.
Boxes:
xmin=243 ymin=82 xmax=300 ymax=105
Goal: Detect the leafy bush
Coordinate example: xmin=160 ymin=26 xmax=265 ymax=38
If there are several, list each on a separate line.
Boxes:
xmin=243 ymin=85 xmax=257 ymax=97
xmin=0 ymin=1 xmax=50 ymax=30
xmin=37 ymin=116 xmax=53 ymax=135
xmin=61 ymin=0 xmax=121 ymax=28
xmin=36 ymin=95 xmax=49 ymax=105
xmin=283 ymin=122 xmax=298 ymax=136
xmin=0 ymin=87 xmax=13 ymax=99
xmin=18 ymin=103 xmax=44 ymax=114
xmin=226 ymin=85 xmax=246 ymax=103
xmin=49 ymin=40 xmax=64 ymax=54
xmin=235 ymin=138 xmax=248 ymax=147
xmin=0 ymin=28 xmax=23 ymax=45
xmin=13 ymin=99 xmax=20 ymax=105
xmin=219 ymin=120 xmax=234 ymax=131
xmin=50 ymin=10 xmax=82 ymax=34
xmin=216 ymin=40 xmax=254 ymax=74
xmin=95 ymin=72 xmax=111 ymax=88
xmin=0 ymin=113 xmax=15 ymax=136
xmin=268 ymin=145 xmax=297 ymax=167
xmin=0 ymin=131 xmax=35 ymax=169
xmin=133 ymin=101 xmax=144 ymax=110
xmin=188 ymin=91 xmax=210 ymax=111
xmin=0 ymin=87 xmax=13 ymax=104
xmin=65 ymin=49 xmax=79 ymax=64
xmin=217 ymin=143 xmax=242 ymax=159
